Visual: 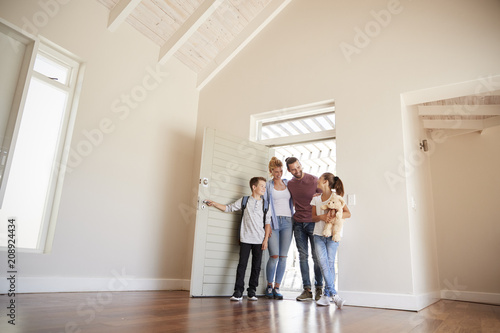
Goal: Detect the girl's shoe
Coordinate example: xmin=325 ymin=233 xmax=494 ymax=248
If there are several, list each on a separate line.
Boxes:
xmin=273 ymin=288 xmax=283 ymax=300
xmin=265 ymin=286 xmax=274 ymax=299
xmin=331 ymin=294 xmax=345 ymax=309
xmin=316 ymin=295 xmax=330 ymax=306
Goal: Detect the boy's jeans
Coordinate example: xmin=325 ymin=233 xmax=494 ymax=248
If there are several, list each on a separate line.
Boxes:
xmin=293 ymin=220 xmax=323 ymax=290
xmin=234 ymin=242 xmax=262 ymax=293
xmin=314 ymin=235 xmax=339 ymax=296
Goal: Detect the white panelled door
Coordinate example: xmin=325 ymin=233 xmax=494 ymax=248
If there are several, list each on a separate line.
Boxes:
xmin=190 ymin=128 xmax=273 ymax=297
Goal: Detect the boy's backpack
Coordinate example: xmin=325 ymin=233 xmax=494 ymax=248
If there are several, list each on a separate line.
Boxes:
xmin=240 ymin=196 xmax=269 ymax=228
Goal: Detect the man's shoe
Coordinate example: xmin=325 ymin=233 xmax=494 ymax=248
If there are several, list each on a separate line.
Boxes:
xmin=315 ymin=287 xmax=323 ymax=301
xmin=296 ymin=289 xmax=313 ymax=301
xmin=316 ymin=295 xmax=330 ymax=306
xmin=332 ymin=294 xmax=345 ymax=309
xmin=265 ymin=286 xmax=274 ymax=299
xmin=230 ymin=290 xmax=242 ymax=301
xmin=273 ymin=288 xmax=283 ymax=300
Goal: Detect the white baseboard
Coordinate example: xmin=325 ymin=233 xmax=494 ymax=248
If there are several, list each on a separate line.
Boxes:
xmin=441 ymin=290 xmax=500 ymax=305
xmin=341 ymin=290 xmax=441 ymax=311
xmin=1 ymin=276 xmax=190 ymax=294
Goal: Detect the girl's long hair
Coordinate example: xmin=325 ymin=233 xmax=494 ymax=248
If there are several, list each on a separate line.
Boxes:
xmin=322 ymin=172 xmax=344 ymax=197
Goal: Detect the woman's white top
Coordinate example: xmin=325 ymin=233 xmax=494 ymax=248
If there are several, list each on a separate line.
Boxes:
xmin=272 ymin=187 xmax=292 ymax=217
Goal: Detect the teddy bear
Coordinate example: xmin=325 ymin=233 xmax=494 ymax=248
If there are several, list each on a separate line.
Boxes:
xmin=320 ymin=191 xmax=346 ymax=242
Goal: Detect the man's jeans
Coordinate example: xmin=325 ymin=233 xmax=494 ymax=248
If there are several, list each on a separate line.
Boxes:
xmin=293 ymin=220 xmax=323 ymax=289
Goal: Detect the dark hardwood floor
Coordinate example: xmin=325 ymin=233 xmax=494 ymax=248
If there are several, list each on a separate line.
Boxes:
xmin=1 ymin=291 xmax=499 ymax=332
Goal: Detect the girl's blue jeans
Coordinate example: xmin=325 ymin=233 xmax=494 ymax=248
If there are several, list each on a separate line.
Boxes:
xmin=313 ymin=235 xmax=339 ymax=297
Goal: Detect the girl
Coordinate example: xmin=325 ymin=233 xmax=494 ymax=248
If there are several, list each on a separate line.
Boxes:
xmin=311 ymin=172 xmax=351 ymax=308
xmin=264 ymin=157 xmax=294 ymax=300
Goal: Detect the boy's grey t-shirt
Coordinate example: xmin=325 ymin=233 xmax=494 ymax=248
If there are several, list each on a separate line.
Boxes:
xmin=225 ymin=196 xmax=271 ymax=244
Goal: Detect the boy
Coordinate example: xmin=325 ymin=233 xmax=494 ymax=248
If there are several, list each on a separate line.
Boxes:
xmin=205 ymin=177 xmax=271 ymax=301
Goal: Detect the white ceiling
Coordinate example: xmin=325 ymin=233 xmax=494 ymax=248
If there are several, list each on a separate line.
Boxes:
xmin=417 ymin=90 xmax=500 ymax=137
xmin=97 ymin=0 xmax=292 ymax=89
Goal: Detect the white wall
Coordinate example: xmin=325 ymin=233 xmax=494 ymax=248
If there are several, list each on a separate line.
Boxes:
xmin=192 ymin=0 xmax=500 ymax=309
xmin=0 ymin=29 xmax=25 ymax=143
xmin=400 ymin=103 xmax=440 ymax=306
xmin=431 ymin=126 xmax=500 ymax=303
xmin=0 ymin=0 xmax=199 ymax=291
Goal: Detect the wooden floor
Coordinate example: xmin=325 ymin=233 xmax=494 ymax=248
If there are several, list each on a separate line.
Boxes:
xmin=1 ymin=291 xmax=499 ymax=332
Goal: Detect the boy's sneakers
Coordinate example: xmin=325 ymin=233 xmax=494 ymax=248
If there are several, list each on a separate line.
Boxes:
xmin=265 ymin=286 xmax=274 ymax=299
xmin=273 ymin=288 xmax=283 ymax=300
xmin=247 ymin=290 xmax=258 ymax=301
xmin=315 ymin=287 xmax=323 ymax=301
xmin=296 ymin=289 xmax=313 ymax=301
xmin=331 ymin=294 xmax=346 ymax=309
xmin=230 ymin=290 xmax=243 ymax=301
xmin=316 ymin=295 xmax=330 ymax=306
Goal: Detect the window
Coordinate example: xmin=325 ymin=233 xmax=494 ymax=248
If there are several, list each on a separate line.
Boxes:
xmin=251 ymin=100 xmax=336 ymax=177
xmin=0 ymin=32 xmax=83 ymax=253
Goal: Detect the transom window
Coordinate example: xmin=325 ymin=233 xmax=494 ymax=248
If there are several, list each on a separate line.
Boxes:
xmin=251 ymin=100 xmax=336 ymax=177
xmin=261 ymin=112 xmax=335 ymax=140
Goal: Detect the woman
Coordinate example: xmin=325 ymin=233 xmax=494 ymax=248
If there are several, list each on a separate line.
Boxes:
xmin=265 ymin=157 xmax=294 ymax=300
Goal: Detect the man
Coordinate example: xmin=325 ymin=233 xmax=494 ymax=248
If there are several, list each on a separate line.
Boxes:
xmin=286 ymin=157 xmax=323 ymax=301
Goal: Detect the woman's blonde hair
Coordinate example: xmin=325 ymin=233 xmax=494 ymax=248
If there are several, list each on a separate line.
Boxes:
xmin=268 ymin=156 xmax=283 ymax=174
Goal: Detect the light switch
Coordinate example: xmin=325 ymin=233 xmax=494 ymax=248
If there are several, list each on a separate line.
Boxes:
xmin=347 ymin=194 xmax=356 ymax=206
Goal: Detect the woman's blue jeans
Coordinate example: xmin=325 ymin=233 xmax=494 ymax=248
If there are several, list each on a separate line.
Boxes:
xmin=266 ymin=216 xmax=293 ymax=285
xmin=313 ymin=235 xmax=339 ymax=296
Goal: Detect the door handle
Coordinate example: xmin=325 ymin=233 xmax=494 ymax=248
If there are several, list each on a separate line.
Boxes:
xmin=201 ymin=199 xmax=209 ymax=210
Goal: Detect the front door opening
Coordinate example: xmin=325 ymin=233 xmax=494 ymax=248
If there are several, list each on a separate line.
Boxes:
xmin=272 ymin=140 xmax=338 ymax=292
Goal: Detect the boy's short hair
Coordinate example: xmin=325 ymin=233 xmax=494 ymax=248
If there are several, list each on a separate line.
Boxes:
xmin=249 ymin=177 xmax=266 ymax=190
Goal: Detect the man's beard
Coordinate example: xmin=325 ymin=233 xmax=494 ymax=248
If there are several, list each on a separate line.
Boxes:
xmin=293 ymin=171 xmax=303 ymax=179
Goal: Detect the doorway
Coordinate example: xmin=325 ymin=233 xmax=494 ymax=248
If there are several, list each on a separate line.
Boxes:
xmin=250 ymin=100 xmax=338 ymax=293
xmin=271 ymin=140 xmax=337 ymax=292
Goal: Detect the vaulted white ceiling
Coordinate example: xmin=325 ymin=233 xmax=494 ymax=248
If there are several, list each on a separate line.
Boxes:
xmin=97 ymin=0 xmax=292 ymax=90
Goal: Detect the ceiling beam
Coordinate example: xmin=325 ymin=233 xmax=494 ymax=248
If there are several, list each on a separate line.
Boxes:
xmin=401 ymin=75 xmax=500 ymax=106
xmin=422 ymin=117 xmax=500 ymax=130
xmin=423 ymin=119 xmax=484 ymax=130
xmin=197 ymin=0 xmax=293 ymax=90
xmin=108 ymin=0 xmax=142 ymax=32
xmin=429 ymin=129 xmax=482 ymax=138
xmin=418 ymin=105 xmax=500 ymax=117
xmin=483 ymin=115 xmax=500 ymax=129
xmin=158 ymin=0 xmax=224 ymax=64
